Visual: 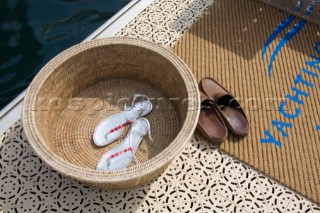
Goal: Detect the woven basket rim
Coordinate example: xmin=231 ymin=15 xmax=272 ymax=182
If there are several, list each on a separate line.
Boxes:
xmin=22 ymin=37 xmax=200 ymax=183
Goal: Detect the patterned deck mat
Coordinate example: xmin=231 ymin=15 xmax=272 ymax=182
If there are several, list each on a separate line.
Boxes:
xmin=1 ymin=0 xmax=320 ymax=212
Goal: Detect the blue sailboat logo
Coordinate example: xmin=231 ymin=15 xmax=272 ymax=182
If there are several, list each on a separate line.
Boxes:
xmin=262 ymin=0 xmax=316 ymax=77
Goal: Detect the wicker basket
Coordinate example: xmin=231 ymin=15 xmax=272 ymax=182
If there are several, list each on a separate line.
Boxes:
xmin=22 ymin=38 xmax=200 ymax=189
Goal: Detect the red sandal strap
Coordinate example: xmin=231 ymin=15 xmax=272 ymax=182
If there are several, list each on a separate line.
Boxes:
xmin=108 ymin=121 xmax=132 ymax=134
xmin=108 ymin=147 xmax=134 ymax=159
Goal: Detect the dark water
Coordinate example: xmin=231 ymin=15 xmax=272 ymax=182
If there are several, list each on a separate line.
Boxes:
xmin=0 ymin=0 xmax=131 ymax=109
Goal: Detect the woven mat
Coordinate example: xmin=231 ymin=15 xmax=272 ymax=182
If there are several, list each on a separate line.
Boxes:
xmin=172 ymin=0 xmax=320 ymax=203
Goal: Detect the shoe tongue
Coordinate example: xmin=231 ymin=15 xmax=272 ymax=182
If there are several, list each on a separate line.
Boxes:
xmin=202 ymin=79 xmax=229 ymax=100
xmin=212 ymin=92 xmax=229 ymax=100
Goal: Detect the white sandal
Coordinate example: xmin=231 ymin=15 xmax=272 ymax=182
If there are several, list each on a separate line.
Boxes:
xmin=96 ymin=117 xmax=152 ymax=171
xmin=93 ymin=94 xmax=152 ymax=147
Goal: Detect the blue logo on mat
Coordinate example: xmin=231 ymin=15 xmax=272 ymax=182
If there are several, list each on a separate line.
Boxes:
xmin=260 ymin=0 xmax=320 ymax=147
xmin=262 ymin=0 xmax=316 ymax=77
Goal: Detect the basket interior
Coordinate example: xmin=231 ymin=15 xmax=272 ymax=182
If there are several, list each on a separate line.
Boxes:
xmin=33 ymin=44 xmax=190 ymax=169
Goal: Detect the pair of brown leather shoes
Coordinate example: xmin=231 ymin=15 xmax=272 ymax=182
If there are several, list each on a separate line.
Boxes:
xmin=197 ymin=77 xmax=249 ymax=143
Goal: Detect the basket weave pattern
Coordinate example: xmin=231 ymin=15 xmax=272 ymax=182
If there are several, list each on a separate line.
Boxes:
xmin=22 ymin=38 xmax=200 ymax=189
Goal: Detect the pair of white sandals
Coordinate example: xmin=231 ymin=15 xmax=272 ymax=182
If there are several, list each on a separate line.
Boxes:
xmin=94 ymin=94 xmax=153 ymax=171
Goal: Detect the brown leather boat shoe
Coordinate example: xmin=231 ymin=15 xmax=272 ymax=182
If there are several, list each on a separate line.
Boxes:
xmin=199 ymin=77 xmax=249 ymax=137
xmin=197 ymin=91 xmax=228 ymax=142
